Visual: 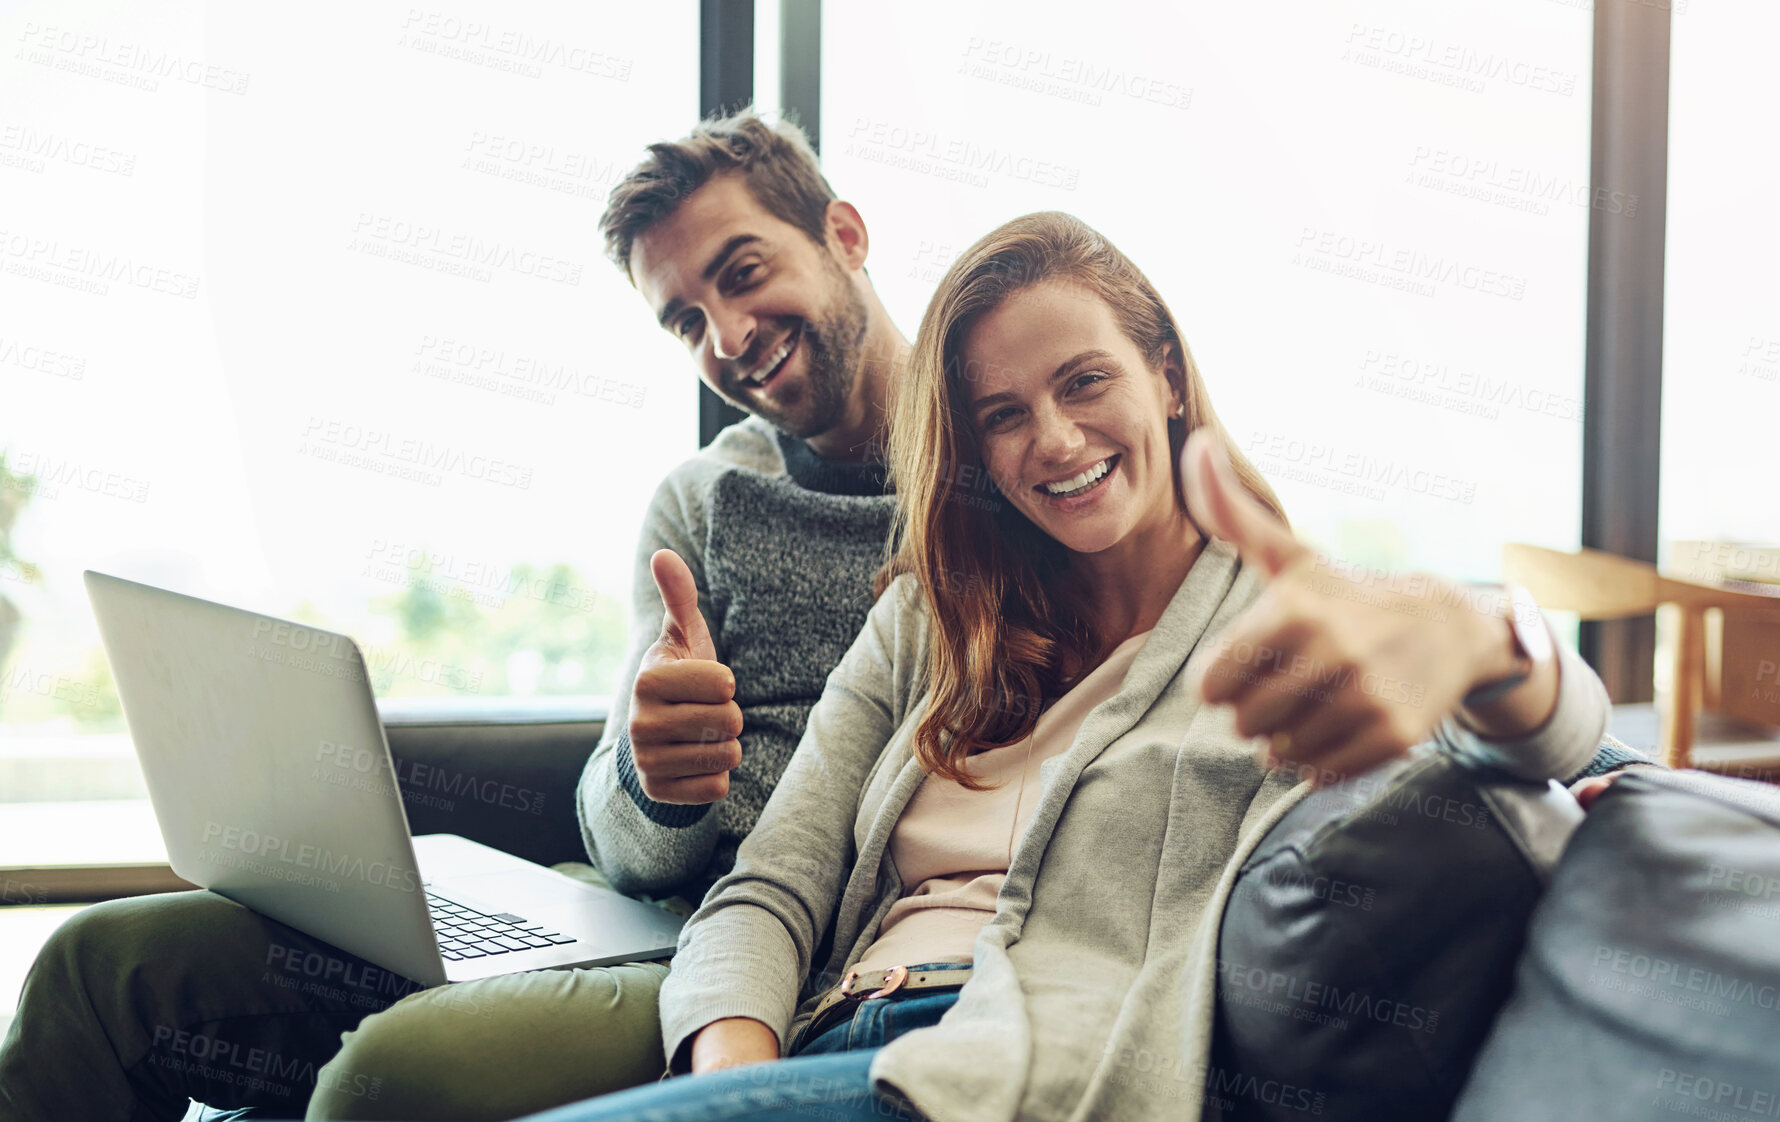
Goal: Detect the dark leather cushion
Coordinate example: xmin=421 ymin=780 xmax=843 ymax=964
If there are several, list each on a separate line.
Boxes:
xmin=1451 ymin=770 xmax=1780 ymax=1121
xmin=1206 ymin=751 xmax=1584 ymax=1121
xmin=384 ymin=719 xmax=596 ymax=867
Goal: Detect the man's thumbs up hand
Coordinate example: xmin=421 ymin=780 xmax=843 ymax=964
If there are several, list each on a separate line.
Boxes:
xmin=652 ymin=548 xmax=717 ymax=662
xmin=1180 ymin=430 xmax=1495 ymax=787
xmin=626 ymin=549 xmax=743 ymax=805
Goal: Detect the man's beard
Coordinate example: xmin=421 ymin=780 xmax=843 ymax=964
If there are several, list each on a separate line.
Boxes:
xmin=728 ymin=262 xmax=869 ymax=441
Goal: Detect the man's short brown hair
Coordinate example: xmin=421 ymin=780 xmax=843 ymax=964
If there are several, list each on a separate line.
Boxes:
xmin=600 ymin=109 xmax=837 ymax=280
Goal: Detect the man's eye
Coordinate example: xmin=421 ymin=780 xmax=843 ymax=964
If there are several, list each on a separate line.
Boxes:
xmin=676 ymin=314 xmax=703 ymax=341
xmin=729 ymin=263 xmax=761 ymax=289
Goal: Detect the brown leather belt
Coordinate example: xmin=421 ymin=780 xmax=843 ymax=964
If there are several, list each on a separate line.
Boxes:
xmin=800 ymin=965 xmax=972 ymax=1045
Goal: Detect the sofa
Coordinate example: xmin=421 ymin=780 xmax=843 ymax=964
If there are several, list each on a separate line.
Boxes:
xmin=376 ymin=704 xmax=601 ymax=871
xmin=189 ymin=711 xmax=1778 ymax=1121
xmin=1211 ymin=741 xmax=1780 ymax=1121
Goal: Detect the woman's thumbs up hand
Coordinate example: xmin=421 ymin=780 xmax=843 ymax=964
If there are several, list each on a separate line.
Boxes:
xmin=1182 ymin=426 xmax=1315 ymax=582
xmin=1180 ymin=429 xmax=1504 ymax=786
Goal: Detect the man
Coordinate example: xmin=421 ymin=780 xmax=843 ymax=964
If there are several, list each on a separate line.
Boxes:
xmin=0 ymin=109 xmax=912 ymax=1122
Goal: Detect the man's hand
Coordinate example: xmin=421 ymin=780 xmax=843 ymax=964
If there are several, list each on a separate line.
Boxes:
xmin=628 ymin=549 xmax=744 ymax=804
xmin=689 ymin=1017 xmax=780 ymax=1075
xmin=1181 ymin=429 xmax=1534 ymax=787
xmin=1571 ymin=773 xmax=1622 ymax=810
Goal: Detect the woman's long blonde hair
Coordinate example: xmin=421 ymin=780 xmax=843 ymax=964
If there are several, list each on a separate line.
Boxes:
xmin=877 ymin=211 xmax=1288 ymax=785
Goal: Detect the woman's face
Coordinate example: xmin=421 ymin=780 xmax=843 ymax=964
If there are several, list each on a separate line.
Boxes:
xmin=961 ymin=281 xmax=1182 ymax=558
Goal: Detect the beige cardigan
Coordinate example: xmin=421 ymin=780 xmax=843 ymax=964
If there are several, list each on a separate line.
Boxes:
xmin=657 ymin=538 xmax=1608 ymax=1122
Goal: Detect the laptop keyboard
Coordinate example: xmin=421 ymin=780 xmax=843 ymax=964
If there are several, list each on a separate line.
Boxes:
xmin=427 ymin=891 xmax=576 ymax=961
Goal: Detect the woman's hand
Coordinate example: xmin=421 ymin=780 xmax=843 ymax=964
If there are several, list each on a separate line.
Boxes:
xmin=689 ymin=1017 xmax=780 ymax=1075
xmin=1180 ymin=429 xmax=1557 ymax=785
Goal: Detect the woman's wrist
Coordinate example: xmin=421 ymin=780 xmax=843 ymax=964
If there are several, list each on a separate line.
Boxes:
xmin=690 ymin=1016 xmax=780 ymax=1075
xmin=1454 ymin=591 xmax=1561 ymax=740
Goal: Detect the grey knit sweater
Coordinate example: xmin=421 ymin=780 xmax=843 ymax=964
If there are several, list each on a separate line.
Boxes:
xmin=575 ymin=415 xmax=897 ymax=896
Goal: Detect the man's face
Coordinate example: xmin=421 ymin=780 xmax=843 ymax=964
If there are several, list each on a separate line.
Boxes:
xmin=631 ymin=175 xmax=869 ymax=438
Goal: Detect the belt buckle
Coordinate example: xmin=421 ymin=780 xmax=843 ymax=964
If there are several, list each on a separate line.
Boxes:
xmin=836 ymin=964 xmax=909 ymax=1002
xmin=865 ymin=964 xmax=908 ymax=1000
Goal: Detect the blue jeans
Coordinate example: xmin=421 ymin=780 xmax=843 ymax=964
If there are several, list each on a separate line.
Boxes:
xmin=522 ymin=964 xmax=970 ymax=1122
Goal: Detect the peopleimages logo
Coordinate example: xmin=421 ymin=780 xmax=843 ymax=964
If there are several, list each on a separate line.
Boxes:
xmin=0 ymin=228 xmax=200 ymax=299
xmin=1292 ymin=228 xmax=1527 ymax=302
xmin=412 ymin=335 xmax=647 ymax=410
xmin=348 ymin=214 xmax=582 ymax=287
xmin=298 ymin=417 xmax=535 ymax=491
xmin=201 ymin=821 xmax=420 ymax=894
xmin=1592 ymin=946 xmax=1780 ymax=1010
xmin=14 ymin=22 xmax=253 ymax=94
xmin=0 ymin=125 xmax=137 ymax=176
xmin=315 ymin=739 xmax=546 ymax=816
xmin=1654 ymin=1069 xmax=1780 ymax=1116
xmin=842 ymin=117 xmax=1081 ymax=191
xmin=1217 ymin=958 xmax=1442 ymax=1034
xmin=251 ymin=618 xmax=355 ymax=658
xmin=398 ymin=10 xmax=633 ymax=82
xmin=2 ymin=448 xmax=150 ymax=503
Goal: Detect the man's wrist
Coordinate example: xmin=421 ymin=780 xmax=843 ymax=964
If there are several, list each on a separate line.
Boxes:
xmin=616 ymin=732 xmax=714 ymax=828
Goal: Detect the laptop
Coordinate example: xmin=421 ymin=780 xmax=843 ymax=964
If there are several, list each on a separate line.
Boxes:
xmin=85 ymin=570 xmax=684 ymax=988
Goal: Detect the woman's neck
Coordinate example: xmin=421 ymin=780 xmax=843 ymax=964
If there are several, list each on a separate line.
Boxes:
xmin=1073 ymin=508 xmax=1208 ymax=647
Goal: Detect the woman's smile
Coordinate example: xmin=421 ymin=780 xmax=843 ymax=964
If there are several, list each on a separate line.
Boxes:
xmin=1033 ymin=454 xmax=1121 ymax=512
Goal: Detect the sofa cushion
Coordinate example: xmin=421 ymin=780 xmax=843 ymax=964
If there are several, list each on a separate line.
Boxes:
xmin=384 ymin=719 xmax=598 ymax=867
xmin=1205 ymin=750 xmax=1584 ymax=1121
xmin=1451 ymin=769 xmax=1780 ymax=1121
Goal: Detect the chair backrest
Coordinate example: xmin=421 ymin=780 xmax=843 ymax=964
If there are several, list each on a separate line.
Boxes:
xmin=1501 ymin=544 xmax=1780 ymax=619
xmin=1502 ymin=543 xmax=1780 ymax=768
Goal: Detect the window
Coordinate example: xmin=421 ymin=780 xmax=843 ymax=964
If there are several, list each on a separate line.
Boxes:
xmin=2 ymin=0 xmax=698 ymax=864
xmin=1659 ymin=0 xmax=1780 ymax=564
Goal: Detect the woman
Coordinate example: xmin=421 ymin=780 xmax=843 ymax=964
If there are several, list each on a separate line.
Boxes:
xmin=529 ymin=212 xmax=1606 ymax=1122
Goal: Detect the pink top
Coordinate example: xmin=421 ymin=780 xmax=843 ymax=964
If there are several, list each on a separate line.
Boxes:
xmin=853 ymin=629 xmax=1153 ymax=974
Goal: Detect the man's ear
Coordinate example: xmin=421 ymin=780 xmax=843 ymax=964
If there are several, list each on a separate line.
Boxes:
xmin=825 ymin=200 xmax=870 ymax=272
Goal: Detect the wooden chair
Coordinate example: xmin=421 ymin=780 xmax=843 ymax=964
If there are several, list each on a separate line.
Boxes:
xmin=1501 ymin=544 xmax=1780 ymax=774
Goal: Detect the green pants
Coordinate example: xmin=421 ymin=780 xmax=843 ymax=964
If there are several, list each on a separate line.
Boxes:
xmin=0 ymin=878 xmax=679 ymax=1121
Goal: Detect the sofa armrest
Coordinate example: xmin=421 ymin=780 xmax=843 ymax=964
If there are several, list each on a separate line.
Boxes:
xmin=1451 ymin=769 xmax=1780 ymax=1121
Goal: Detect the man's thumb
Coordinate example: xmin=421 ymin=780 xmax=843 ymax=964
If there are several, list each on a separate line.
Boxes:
xmin=1181 ymin=428 xmax=1307 ymax=579
xmin=651 ymin=549 xmax=716 ymax=661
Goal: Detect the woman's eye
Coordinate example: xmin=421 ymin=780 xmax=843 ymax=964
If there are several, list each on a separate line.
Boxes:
xmin=982 ymin=408 xmax=1018 ymax=430
xmin=1071 ymin=371 xmax=1107 ymax=392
